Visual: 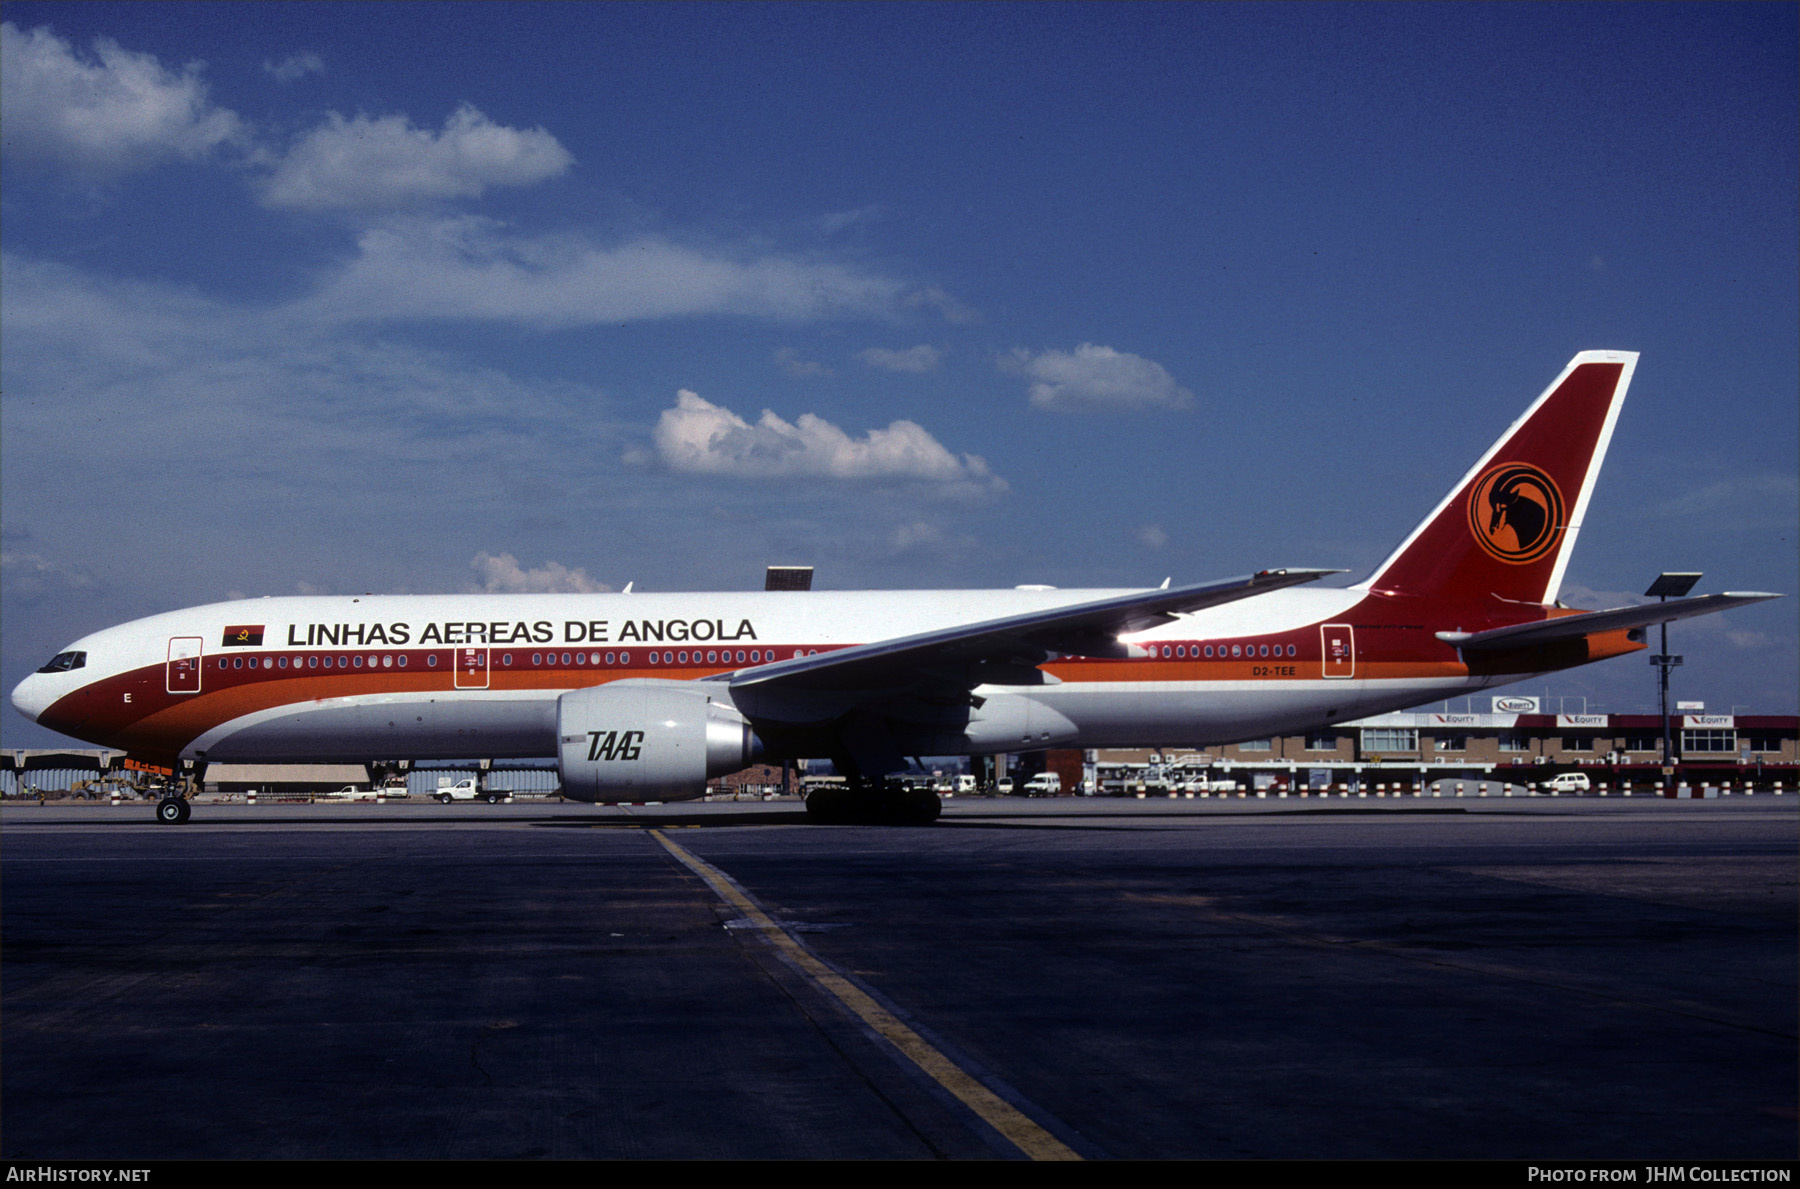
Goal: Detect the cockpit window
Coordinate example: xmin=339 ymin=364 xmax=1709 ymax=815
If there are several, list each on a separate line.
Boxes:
xmin=37 ymin=651 xmax=87 ymax=673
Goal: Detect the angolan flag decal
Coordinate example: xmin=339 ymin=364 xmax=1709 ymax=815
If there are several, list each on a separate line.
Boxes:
xmin=221 ymin=625 xmax=264 ymax=647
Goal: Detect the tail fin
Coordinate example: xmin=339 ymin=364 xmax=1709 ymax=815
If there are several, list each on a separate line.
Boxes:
xmin=1354 ymin=351 xmax=1637 ymax=607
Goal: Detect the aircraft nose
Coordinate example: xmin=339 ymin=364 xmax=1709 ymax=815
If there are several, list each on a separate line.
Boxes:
xmin=11 ymin=674 xmax=49 ymax=723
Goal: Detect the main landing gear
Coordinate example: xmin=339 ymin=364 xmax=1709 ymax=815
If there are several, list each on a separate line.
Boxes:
xmin=803 ymin=779 xmax=942 ymax=826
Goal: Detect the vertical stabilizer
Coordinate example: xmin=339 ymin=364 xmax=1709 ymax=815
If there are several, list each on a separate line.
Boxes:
xmin=1354 ymin=351 xmax=1637 ymax=607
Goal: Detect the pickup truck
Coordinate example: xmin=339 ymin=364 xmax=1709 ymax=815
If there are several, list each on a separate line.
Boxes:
xmin=434 ymin=778 xmax=508 ymax=804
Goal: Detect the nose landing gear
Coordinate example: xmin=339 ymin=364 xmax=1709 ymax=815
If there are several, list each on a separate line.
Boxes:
xmin=155 ymin=796 xmax=191 ymax=824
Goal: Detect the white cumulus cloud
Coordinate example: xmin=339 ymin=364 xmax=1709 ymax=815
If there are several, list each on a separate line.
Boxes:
xmin=651 ymin=390 xmax=1003 ymax=492
xmin=902 ymin=285 xmax=981 ymax=325
xmin=0 ymin=550 xmax=98 ymax=602
xmin=890 ymin=521 xmax=978 ymax=555
xmin=470 ymin=552 xmax=610 ymax=593
xmin=260 ymin=104 xmax=573 ymax=210
xmin=0 ymin=21 xmax=246 ymax=176
xmin=301 ymin=216 xmax=912 ymax=327
xmin=1003 ymin=343 xmax=1194 ymax=412
xmin=774 ymin=347 xmax=832 ymax=377
xmin=264 ymin=52 xmax=324 ymax=83
xmin=858 ymin=344 xmax=941 ymax=373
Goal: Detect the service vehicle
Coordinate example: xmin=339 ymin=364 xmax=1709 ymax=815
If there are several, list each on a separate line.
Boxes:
xmin=434 ymin=778 xmax=508 ymax=804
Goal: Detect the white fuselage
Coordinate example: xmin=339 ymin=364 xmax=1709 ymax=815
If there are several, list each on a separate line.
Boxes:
xmin=11 ymin=585 xmax=1506 ymax=764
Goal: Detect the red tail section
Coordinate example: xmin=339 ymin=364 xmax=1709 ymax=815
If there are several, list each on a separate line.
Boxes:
xmin=1355 ymin=351 xmax=1636 ymax=610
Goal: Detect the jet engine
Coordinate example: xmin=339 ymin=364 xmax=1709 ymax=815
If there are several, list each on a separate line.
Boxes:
xmin=557 ymin=679 xmax=761 ymax=802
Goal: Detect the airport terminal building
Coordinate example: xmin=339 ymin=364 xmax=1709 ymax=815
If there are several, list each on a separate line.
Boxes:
xmin=1088 ymin=703 xmax=1798 ymax=794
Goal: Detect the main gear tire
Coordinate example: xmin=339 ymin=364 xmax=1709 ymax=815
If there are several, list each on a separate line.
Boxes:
xmin=804 ymin=785 xmax=855 ymax=824
xmin=804 ymin=783 xmax=940 ymax=825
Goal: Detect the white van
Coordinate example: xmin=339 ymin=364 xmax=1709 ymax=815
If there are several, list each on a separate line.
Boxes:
xmin=1544 ymin=773 xmax=1591 ymax=793
xmin=1022 ymin=772 xmax=1062 ymax=796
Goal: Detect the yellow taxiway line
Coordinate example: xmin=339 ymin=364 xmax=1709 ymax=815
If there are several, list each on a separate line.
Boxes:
xmin=649 ymin=828 xmax=1082 ymax=1161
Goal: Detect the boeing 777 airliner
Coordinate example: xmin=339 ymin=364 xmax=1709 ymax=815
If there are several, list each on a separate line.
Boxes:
xmin=10 ymin=352 xmax=1779 ymax=823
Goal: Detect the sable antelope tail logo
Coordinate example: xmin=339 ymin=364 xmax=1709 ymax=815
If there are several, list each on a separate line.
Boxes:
xmin=1468 ymin=463 xmax=1565 ymax=564
xmin=1355 ymin=351 xmax=1637 ymax=606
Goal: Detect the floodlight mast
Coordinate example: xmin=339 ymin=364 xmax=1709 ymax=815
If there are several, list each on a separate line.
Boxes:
xmin=1645 ymin=572 xmax=1703 ymax=771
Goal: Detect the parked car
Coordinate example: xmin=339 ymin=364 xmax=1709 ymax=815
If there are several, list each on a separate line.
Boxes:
xmin=1544 ymin=772 xmax=1591 ymax=793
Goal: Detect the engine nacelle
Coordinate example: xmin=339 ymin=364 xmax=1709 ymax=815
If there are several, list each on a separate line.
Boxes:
xmin=557 ymin=679 xmax=761 ymax=802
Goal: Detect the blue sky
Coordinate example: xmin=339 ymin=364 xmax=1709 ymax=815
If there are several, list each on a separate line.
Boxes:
xmin=3 ymin=2 xmax=1795 ymax=748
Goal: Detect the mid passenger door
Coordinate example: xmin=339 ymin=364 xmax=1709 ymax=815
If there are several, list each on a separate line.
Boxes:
xmin=455 ymin=647 xmax=490 ymax=689
xmin=167 ymin=637 xmax=204 ymax=694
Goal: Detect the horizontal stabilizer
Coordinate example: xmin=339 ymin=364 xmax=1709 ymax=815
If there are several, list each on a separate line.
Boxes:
xmin=1436 ymin=592 xmax=1782 ymax=651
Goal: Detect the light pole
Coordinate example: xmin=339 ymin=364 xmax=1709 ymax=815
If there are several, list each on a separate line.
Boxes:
xmin=1645 ymin=572 xmax=1702 ymax=774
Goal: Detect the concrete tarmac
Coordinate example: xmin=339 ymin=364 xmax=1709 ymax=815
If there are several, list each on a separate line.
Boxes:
xmin=3 ymin=796 xmax=1794 ymax=1160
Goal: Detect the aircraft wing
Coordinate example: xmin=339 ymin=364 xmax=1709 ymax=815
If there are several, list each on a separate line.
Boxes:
xmin=728 ymin=568 xmax=1341 ymax=695
xmin=1435 ymin=592 xmax=1782 ymax=651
